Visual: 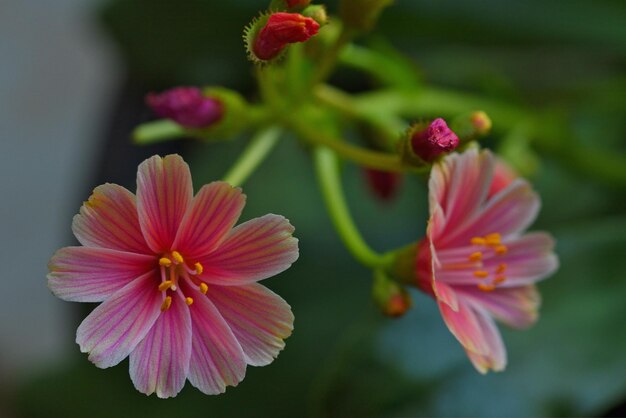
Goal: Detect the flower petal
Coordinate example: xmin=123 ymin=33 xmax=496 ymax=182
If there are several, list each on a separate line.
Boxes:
xmin=206 ymin=283 xmax=294 ymax=367
xmin=47 ymin=247 xmax=155 ymax=302
xmin=76 ymin=272 xmax=162 ymax=368
xmin=494 ymin=232 xmax=559 ymax=287
xmin=184 ymin=284 xmax=247 ymax=395
xmin=137 ymin=155 xmax=193 ymax=253
xmin=464 ymin=308 xmax=507 ymax=373
xmin=438 ymin=299 xmax=490 ymax=356
xmin=454 ymin=179 xmax=540 ymax=244
xmin=72 ymin=184 xmax=150 ymax=253
xmin=172 ymin=182 xmax=246 ymax=260
xmin=198 ymin=214 xmax=299 ymax=285
xmin=129 ymin=292 xmax=192 ymax=398
xmin=433 ymin=148 xmax=494 ymax=246
xmin=460 ymin=285 xmax=540 ymax=329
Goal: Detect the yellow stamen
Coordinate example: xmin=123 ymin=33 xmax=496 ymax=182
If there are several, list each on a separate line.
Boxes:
xmin=185 ymin=297 xmax=194 ymax=306
xmin=158 ymin=280 xmax=174 ymax=292
xmin=494 ymin=276 xmax=507 ymax=284
xmin=478 ymin=283 xmax=496 ymax=292
xmin=496 ymin=263 xmax=507 ymax=274
xmin=199 ymin=282 xmax=208 ymax=294
xmin=159 ymin=257 xmax=172 ymax=267
xmin=471 ymin=237 xmax=486 ymax=246
xmin=485 ymin=233 xmax=501 ymax=246
xmin=161 ymin=296 xmax=172 ymax=311
xmin=494 ymin=245 xmax=508 ymax=255
xmin=172 ymin=251 xmax=184 ymax=264
xmin=468 ymin=251 xmax=483 ymax=262
xmin=194 ymin=262 xmax=204 ymax=275
xmin=473 ymin=270 xmax=489 ymax=279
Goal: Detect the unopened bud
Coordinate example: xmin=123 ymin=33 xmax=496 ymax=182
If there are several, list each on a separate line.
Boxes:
xmin=450 ymin=111 xmax=492 ymax=144
xmin=404 ymin=118 xmax=459 ymax=163
xmin=364 ymin=168 xmax=403 ymax=202
xmin=372 ymin=270 xmax=412 ymax=318
xmin=302 ymin=5 xmax=328 ymax=26
xmin=146 ymin=87 xmax=223 ymax=128
xmin=246 ymin=12 xmax=320 ymax=62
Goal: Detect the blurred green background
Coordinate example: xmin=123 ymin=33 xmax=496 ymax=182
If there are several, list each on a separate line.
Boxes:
xmin=2 ymin=0 xmax=625 ymax=417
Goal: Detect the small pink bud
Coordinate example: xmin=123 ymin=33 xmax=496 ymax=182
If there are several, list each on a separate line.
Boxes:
xmin=146 ymin=87 xmax=223 ymax=128
xmin=253 ymin=13 xmax=320 ymax=61
xmin=410 ymin=118 xmax=459 ymax=162
xmin=364 ymin=168 xmax=403 ymax=201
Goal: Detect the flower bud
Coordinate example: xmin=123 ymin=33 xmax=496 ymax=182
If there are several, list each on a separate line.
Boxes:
xmin=450 ymin=111 xmax=492 ymax=144
xmin=405 ymin=118 xmax=459 ymax=163
xmin=372 ymin=270 xmax=412 ymax=318
xmin=146 ymin=87 xmax=223 ymax=128
xmin=302 ymin=5 xmax=328 ymax=26
xmin=363 ymin=168 xmax=403 ymax=202
xmin=246 ymin=12 xmax=320 ymax=62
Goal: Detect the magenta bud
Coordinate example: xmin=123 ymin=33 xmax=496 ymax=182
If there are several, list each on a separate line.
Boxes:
xmin=410 ymin=118 xmax=459 ymax=162
xmin=146 ymin=87 xmax=224 ymax=128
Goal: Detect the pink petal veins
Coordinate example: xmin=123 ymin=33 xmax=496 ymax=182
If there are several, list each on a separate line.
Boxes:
xmin=48 ymin=247 xmax=155 ymax=302
xmin=76 ymin=272 xmax=162 ymax=368
xmin=129 ymin=291 xmax=192 ymax=398
xmin=198 ymin=214 xmax=299 ymax=285
xmin=137 ymin=154 xmax=193 ymax=253
xmin=206 ymin=283 xmax=294 ymax=366
xmin=72 ymin=183 xmax=150 ymax=253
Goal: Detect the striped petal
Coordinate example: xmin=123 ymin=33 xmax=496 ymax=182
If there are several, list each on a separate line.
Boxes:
xmin=464 ymin=307 xmax=507 ymax=373
xmin=207 ymin=283 xmax=293 ymax=366
xmin=47 ymin=247 xmax=155 ymax=302
xmin=137 ymin=155 xmax=193 ymax=253
xmin=172 ymin=182 xmax=246 ymax=260
xmin=185 ymin=284 xmax=247 ymax=395
xmin=76 ymin=272 xmax=162 ymax=368
xmin=129 ymin=292 xmax=192 ymax=398
xmin=198 ymin=214 xmax=299 ymax=286
xmin=494 ymin=232 xmax=558 ymax=287
xmin=438 ymin=298 xmax=490 ymax=356
xmin=460 ymin=285 xmax=540 ymax=329
xmin=72 ymin=184 xmax=150 ymax=253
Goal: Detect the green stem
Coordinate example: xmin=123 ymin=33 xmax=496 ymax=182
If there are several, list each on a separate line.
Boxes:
xmin=132 ymin=120 xmax=186 ymax=144
xmin=288 ymin=116 xmax=417 ymax=173
xmin=311 ymin=27 xmax=354 ymax=85
xmin=222 ymin=126 xmax=281 ymax=187
xmin=314 ymin=146 xmax=393 ymax=269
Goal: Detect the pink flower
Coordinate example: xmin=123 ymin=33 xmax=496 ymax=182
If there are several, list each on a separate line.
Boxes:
xmin=48 ymin=155 xmax=299 ymax=397
xmin=416 ymin=148 xmax=558 ymax=373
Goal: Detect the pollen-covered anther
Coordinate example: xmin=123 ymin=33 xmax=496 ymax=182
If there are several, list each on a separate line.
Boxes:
xmin=496 ymin=263 xmax=507 ymax=274
xmin=468 ymin=251 xmax=483 ymax=262
xmin=172 ymin=251 xmax=184 ymax=264
xmin=494 ymin=245 xmax=508 ymax=255
xmin=185 ymin=297 xmax=194 ymax=306
xmin=194 ymin=262 xmax=203 ymax=275
xmin=473 ymin=270 xmax=489 ymax=279
xmin=159 ymin=257 xmax=172 ymax=267
xmin=478 ymin=283 xmax=496 ymax=292
xmin=485 ymin=233 xmax=501 ymax=246
xmin=199 ymin=282 xmax=208 ymax=294
xmin=471 ymin=237 xmax=487 ymax=246
xmin=161 ymin=296 xmax=172 ymax=312
xmin=158 ymin=280 xmax=174 ymax=292
xmin=493 ymin=276 xmax=507 ymax=285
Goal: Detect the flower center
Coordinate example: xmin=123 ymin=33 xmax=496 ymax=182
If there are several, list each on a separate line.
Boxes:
xmin=467 ymin=233 xmax=508 ymax=292
xmin=157 ymin=251 xmax=207 ymax=311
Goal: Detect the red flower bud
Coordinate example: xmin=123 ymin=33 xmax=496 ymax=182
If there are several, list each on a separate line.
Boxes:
xmin=146 ymin=87 xmax=223 ymax=128
xmin=410 ymin=118 xmax=459 ymax=162
xmin=253 ymin=13 xmax=320 ymax=61
xmin=364 ymin=168 xmax=403 ymax=201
